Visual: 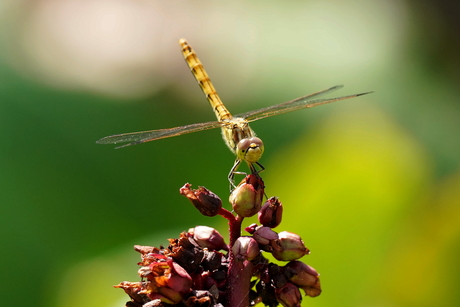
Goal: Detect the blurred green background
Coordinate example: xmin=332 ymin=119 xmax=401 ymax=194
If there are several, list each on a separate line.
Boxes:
xmin=1 ymin=1 xmax=459 ymax=307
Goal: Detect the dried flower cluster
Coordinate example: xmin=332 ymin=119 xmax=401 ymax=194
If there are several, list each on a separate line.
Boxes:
xmin=116 ymin=174 xmax=321 ymax=307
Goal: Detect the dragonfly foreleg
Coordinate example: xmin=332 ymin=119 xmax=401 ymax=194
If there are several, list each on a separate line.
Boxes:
xmin=229 ymin=160 xmax=265 ymax=190
xmin=228 ymin=159 xmax=242 ymax=189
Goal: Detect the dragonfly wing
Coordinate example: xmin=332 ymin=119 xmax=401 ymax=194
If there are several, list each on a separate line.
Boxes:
xmin=96 ymin=120 xmax=224 ymax=148
xmin=235 ymin=86 xmax=372 ymax=122
xmin=234 ymin=85 xmax=344 ymax=120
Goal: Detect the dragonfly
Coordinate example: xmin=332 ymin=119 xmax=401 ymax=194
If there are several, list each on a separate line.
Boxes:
xmin=97 ymin=38 xmax=372 ymax=185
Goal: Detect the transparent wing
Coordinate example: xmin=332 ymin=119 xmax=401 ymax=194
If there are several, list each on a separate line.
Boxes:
xmin=96 ymin=120 xmax=224 ymax=148
xmin=235 ymin=85 xmax=373 ymax=122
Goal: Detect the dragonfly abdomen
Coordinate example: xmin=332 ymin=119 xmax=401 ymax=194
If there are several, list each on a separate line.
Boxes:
xmin=180 ymin=39 xmax=232 ymax=122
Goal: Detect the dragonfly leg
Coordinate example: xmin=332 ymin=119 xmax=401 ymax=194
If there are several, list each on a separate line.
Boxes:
xmin=256 ymin=162 xmax=265 ymax=174
xmin=248 ymin=162 xmax=267 ymax=199
xmin=249 ymin=162 xmax=265 ymax=175
xmin=228 ymin=159 xmax=242 ymax=189
xmin=229 ymin=160 xmax=265 ymax=191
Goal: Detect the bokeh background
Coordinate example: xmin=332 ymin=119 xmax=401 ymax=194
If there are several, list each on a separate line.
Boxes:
xmin=1 ymin=0 xmax=459 ymax=306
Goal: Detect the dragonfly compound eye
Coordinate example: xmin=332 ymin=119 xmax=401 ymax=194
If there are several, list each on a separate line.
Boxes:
xmin=237 ymin=137 xmax=264 ymax=163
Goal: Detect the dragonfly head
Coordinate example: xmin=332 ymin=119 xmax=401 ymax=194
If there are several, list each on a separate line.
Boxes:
xmin=236 ymin=137 xmax=264 ymax=164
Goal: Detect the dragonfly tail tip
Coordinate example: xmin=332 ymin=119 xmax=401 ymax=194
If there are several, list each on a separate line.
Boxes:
xmin=356 ymin=91 xmax=375 ymax=97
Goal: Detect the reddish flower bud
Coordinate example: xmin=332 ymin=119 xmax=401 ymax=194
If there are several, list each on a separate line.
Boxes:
xmin=284 ymin=261 xmax=321 ymax=297
xmin=271 ymin=231 xmax=310 ymax=261
xmin=164 ymin=262 xmax=193 ymax=297
xmin=258 ymin=197 xmax=283 ymax=228
xmin=275 ymin=282 xmax=302 ymax=307
xmin=229 ymin=174 xmax=264 ymax=217
xmin=245 ymin=223 xmax=258 ymax=234
xmin=189 ymin=226 xmax=227 ymax=251
xmin=253 ymin=226 xmax=279 ymax=246
xmin=232 ymin=236 xmax=260 ymax=261
xmin=180 ymin=183 xmax=222 ymax=216
xmin=140 ymin=257 xmax=192 ymax=304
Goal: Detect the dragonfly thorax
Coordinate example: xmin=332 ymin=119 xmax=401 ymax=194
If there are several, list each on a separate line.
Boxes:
xmin=221 ymin=117 xmax=255 ymax=152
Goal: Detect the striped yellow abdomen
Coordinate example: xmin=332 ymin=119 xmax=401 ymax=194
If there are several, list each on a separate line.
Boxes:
xmin=180 ymin=38 xmax=232 ymax=122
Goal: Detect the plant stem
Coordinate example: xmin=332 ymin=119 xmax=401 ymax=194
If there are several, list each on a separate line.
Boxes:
xmin=218 ymin=207 xmax=242 ymax=247
xmin=227 ymin=254 xmax=254 ymax=307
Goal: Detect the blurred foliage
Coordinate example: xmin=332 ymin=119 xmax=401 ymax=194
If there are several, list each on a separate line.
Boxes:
xmin=1 ymin=1 xmax=459 ymax=307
